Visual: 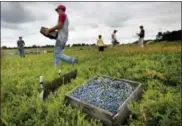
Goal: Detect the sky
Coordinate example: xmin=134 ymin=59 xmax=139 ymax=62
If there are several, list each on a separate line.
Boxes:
xmin=1 ymin=2 xmax=181 ymax=47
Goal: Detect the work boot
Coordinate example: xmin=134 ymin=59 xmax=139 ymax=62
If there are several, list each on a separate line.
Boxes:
xmin=71 ymin=58 xmax=78 ymax=65
xmin=73 ymin=58 xmax=78 ymax=64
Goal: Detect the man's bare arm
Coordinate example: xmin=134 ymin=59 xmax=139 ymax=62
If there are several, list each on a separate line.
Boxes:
xmin=17 ymin=41 xmax=20 ymax=47
xmin=49 ymin=22 xmax=63 ymax=32
xmin=23 ymin=41 xmax=25 ymax=46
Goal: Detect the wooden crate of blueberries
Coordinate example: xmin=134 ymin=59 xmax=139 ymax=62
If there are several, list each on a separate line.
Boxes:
xmin=65 ymin=75 xmax=142 ymax=126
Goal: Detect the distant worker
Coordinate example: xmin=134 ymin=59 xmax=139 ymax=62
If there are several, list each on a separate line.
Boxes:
xmin=97 ymin=35 xmax=105 ymax=52
xmin=17 ymin=36 xmax=25 ymax=57
xmin=137 ymin=25 xmax=145 ymax=48
xmin=44 ymin=4 xmax=77 ymax=67
xmin=111 ymin=30 xmax=119 ymax=46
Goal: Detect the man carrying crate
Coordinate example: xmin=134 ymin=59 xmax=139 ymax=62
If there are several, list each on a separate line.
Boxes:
xmin=44 ymin=5 xmax=77 ymax=67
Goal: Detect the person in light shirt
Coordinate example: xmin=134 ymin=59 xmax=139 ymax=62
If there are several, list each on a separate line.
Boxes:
xmin=111 ymin=30 xmax=119 ymax=46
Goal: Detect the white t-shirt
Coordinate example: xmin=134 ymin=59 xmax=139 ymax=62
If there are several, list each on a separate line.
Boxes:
xmin=112 ymin=33 xmax=117 ymax=42
xmin=57 ymin=13 xmax=69 ymax=43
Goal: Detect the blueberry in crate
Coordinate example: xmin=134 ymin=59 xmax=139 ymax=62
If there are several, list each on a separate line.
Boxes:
xmin=65 ymin=75 xmax=142 ymax=126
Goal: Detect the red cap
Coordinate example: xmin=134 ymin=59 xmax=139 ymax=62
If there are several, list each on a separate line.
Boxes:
xmin=55 ymin=5 xmax=66 ymax=12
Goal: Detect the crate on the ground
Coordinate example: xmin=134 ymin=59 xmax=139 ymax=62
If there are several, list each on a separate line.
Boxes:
xmin=65 ymin=75 xmax=142 ymax=126
xmin=41 ymin=69 xmax=77 ymax=100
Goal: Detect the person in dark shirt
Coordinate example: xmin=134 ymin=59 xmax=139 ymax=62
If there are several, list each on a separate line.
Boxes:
xmin=137 ymin=26 xmax=145 ymax=48
xmin=17 ymin=36 xmax=25 ymax=57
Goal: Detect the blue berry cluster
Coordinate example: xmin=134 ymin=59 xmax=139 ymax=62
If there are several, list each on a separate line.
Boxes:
xmin=71 ymin=77 xmax=134 ymax=114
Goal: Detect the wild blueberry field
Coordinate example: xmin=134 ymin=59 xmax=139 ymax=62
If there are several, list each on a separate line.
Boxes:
xmin=1 ymin=42 xmax=181 ymax=126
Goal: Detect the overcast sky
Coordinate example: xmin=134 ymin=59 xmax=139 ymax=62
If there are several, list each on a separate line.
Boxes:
xmin=1 ymin=2 xmax=181 ymax=47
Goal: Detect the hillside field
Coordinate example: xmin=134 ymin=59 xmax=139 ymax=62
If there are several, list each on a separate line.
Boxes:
xmin=1 ymin=42 xmax=181 ymax=126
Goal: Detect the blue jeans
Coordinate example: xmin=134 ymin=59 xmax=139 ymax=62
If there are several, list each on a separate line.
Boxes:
xmin=18 ymin=48 xmax=25 ymax=57
xmin=54 ymin=40 xmax=75 ymax=66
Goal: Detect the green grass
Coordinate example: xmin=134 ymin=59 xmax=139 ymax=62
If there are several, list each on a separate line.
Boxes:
xmin=1 ymin=42 xmax=181 ymax=126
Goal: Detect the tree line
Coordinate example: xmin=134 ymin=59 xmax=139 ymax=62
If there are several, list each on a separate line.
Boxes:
xmin=1 ymin=43 xmax=97 ymax=49
xmin=156 ymin=29 xmax=181 ymax=41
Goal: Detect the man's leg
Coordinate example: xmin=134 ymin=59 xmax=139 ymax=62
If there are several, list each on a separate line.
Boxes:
xmin=22 ymin=49 xmax=25 ymax=57
xmin=60 ymin=53 xmax=76 ymax=63
xmin=139 ymin=38 xmax=144 ymax=48
xmin=20 ymin=49 xmax=23 ymax=57
xmin=54 ymin=46 xmax=61 ymax=66
xmin=138 ymin=38 xmax=141 ymax=48
xmin=141 ymin=38 xmax=144 ymax=48
xmin=101 ymin=46 xmax=104 ymax=52
xmin=54 ymin=40 xmax=76 ymax=66
xmin=114 ymin=41 xmax=117 ymax=46
xmin=18 ymin=49 xmax=21 ymax=57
